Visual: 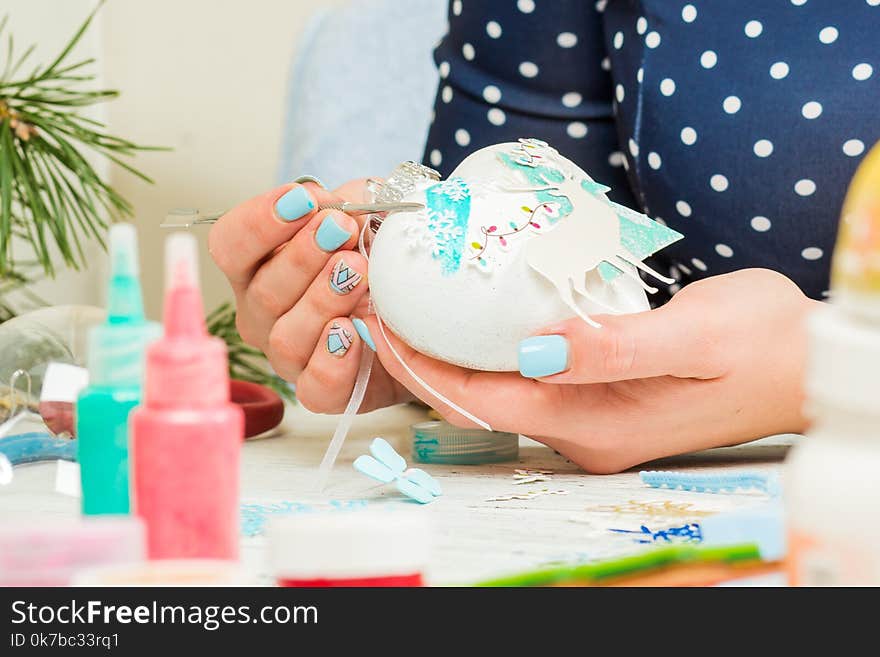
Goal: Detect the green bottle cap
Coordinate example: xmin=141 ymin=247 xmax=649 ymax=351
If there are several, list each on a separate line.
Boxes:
xmin=86 ymin=224 xmax=160 ymax=387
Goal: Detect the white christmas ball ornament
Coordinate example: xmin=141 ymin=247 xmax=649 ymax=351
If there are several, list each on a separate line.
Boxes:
xmin=369 ymin=141 xmax=679 ymax=371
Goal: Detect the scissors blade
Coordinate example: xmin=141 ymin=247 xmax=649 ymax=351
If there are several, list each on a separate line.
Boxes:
xmin=328 ymin=202 xmax=425 ymax=214
xmin=161 ymin=202 xmax=424 ymax=228
xmin=160 ymin=209 xmax=225 ymax=228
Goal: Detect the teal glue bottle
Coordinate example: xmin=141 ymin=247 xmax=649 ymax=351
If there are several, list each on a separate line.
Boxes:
xmin=76 ymin=224 xmax=160 ymax=515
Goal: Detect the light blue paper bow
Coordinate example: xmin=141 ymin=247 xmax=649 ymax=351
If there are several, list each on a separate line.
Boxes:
xmin=354 ymin=437 xmax=442 ymax=504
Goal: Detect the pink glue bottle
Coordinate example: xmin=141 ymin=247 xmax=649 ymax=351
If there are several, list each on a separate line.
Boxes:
xmin=131 ymin=233 xmax=244 ymax=560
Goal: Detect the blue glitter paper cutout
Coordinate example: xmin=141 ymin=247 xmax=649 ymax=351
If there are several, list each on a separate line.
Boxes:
xmin=640 ymin=470 xmax=781 ymax=496
xmin=0 ymin=432 xmax=77 ymax=465
xmin=498 ymin=152 xmax=573 ymax=218
xmin=498 ymin=152 xmax=683 ymax=282
xmin=580 ymin=179 xmax=612 ymax=195
xmin=425 ymin=178 xmax=471 ymax=275
xmin=609 ymin=523 xmax=703 ymax=545
xmin=239 ymin=499 xmax=369 ymax=537
xmin=600 ymin=202 xmax=683 ymax=281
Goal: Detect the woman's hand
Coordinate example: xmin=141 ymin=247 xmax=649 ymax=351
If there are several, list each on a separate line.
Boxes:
xmin=362 ymin=268 xmax=819 ymax=473
xmin=208 ymin=179 xmax=413 ymax=413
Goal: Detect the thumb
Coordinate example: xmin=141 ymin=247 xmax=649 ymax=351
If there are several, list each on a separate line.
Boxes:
xmin=518 ymin=303 xmax=724 ymax=384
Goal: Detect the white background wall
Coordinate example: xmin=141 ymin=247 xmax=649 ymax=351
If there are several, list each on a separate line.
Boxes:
xmin=3 ymin=0 xmax=342 ymax=317
xmin=3 ymin=0 xmax=106 ymax=308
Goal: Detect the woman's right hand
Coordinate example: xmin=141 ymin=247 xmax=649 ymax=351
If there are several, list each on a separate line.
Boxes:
xmin=208 ymin=179 xmax=415 ymax=413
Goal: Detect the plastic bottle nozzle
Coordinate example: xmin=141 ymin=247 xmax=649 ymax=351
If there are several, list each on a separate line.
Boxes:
xmin=87 ymin=223 xmax=160 ymax=386
xmin=110 ymin=223 xmax=139 ymax=278
xmin=144 ymin=232 xmax=229 ymax=408
xmin=165 ymin=232 xmax=200 ymax=293
xmin=107 ymin=223 xmax=145 ymax=324
xmin=163 ymin=232 xmax=206 ymax=338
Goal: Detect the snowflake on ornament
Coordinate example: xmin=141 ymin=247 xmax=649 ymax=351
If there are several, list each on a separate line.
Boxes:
xmin=433 ymin=177 xmax=470 ymax=202
xmin=403 ymin=209 xmax=435 ymax=252
xmin=426 ymin=208 xmax=465 ymax=258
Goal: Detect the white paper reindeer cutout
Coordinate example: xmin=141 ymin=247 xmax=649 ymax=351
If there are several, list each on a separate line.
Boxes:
xmin=524 ymin=169 xmax=675 ymax=328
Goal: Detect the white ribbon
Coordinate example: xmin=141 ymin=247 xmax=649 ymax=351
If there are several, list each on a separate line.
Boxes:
xmin=314 ymin=214 xmax=491 ymax=489
xmin=375 ymin=315 xmax=491 ymax=431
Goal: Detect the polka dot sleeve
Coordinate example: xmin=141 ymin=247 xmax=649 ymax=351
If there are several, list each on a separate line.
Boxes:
xmin=603 ymin=1 xmax=880 ymax=301
xmin=422 ymin=1 xmax=880 ymax=304
xmin=422 ymin=0 xmax=638 ymax=208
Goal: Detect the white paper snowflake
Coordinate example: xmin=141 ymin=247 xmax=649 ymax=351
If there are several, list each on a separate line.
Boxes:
xmin=404 ymin=209 xmax=434 ymax=251
xmin=405 ymin=207 xmax=465 ymax=260
xmin=428 ymin=208 xmax=464 ymax=257
xmin=433 ymin=177 xmax=470 ymax=202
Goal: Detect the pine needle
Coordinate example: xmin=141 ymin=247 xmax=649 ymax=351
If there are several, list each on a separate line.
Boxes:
xmin=0 ymin=0 xmax=162 ymax=287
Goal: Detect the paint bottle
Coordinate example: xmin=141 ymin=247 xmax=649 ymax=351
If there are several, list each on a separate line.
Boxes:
xmin=267 ymin=509 xmax=431 ymax=586
xmin=786 ymin=141 xmax=880 ymax=585
xmin=77 ymin=224 xmax=160 ymax=515
xmin=131 ymin=233 xmax=243 ymax=560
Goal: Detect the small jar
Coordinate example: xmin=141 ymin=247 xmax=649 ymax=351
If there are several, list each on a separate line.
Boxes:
xmin=411 ymin=420 xmax=519 ymax=465
xmin=267 ymin=509 xmax=431 ymax=587
xmin=0 ymin=516 xmax=145 ymax=586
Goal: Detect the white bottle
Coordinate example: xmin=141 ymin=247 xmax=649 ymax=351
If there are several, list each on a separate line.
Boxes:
xmin=785 ymin=142 xmax=880 ymax=586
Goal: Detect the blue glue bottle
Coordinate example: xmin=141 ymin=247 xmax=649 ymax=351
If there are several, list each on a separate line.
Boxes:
xmin=76 ymin=224 xmax=160 ymax=515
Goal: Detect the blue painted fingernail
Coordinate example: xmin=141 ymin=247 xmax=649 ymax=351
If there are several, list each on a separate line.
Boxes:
xmin=315 ymin=214 xmax=352 ymax=252
xmin=518 ymin=335 xmax=569 ymax=378
xmin=352 ymin=318 xmax=375 ymax=351
xmin=274 ymin=186 xmax=314 ymax=221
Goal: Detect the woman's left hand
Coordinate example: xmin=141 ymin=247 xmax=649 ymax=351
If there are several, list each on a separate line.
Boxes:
xmin=361 ymin=268 xmax=820 ymax=474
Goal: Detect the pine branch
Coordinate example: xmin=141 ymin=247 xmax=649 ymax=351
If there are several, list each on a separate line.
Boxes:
xmin=0 ymin=5 xmax=267 ymax=388
xmin=0 ymin=0 xmax=166 ymax=289
xmin=0 ymin=262 xmax=45 ymax=322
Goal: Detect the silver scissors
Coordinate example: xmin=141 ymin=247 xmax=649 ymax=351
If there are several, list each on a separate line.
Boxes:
xmin=161 ymin=202 xmax=424 ymax=228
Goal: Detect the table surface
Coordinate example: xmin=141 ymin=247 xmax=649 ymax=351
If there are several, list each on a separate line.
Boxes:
xmin=0 ymin=403 xmax=795 ymax=585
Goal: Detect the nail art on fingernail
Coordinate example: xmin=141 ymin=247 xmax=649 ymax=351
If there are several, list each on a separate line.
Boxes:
xmin=352 ymin=318 xmax=376 ymax=351
xmin=274 ymin=186 xmax=315 ymax=222
xmin=327 ymin=322 xmax=353 ymax=357
xmin=518 ymin=335 xmax=569 ymax=378
xmin=329 ymin=258 xmax=363 ymax=295
xmin=316 ymin=214 xmax=353 ymax=252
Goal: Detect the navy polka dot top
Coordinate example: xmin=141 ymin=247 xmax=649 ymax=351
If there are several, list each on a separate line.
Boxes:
xmin=423 ymin=0 xmax=880 ymax=302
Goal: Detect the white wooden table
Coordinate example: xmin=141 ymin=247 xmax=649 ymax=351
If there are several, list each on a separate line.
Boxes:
xmin=0 ymin=403 xmax=794 ymax=585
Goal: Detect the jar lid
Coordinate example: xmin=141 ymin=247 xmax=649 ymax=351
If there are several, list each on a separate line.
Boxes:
xmin=411 ymin=420 xmax=519 ymax=465
xmin=806 ymin=305 xmax=880 ymax=416
xmin=266 ymin=509 xmax=431 ymax=579
xmin=73 ymin=560 xmax=247 ymax=586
